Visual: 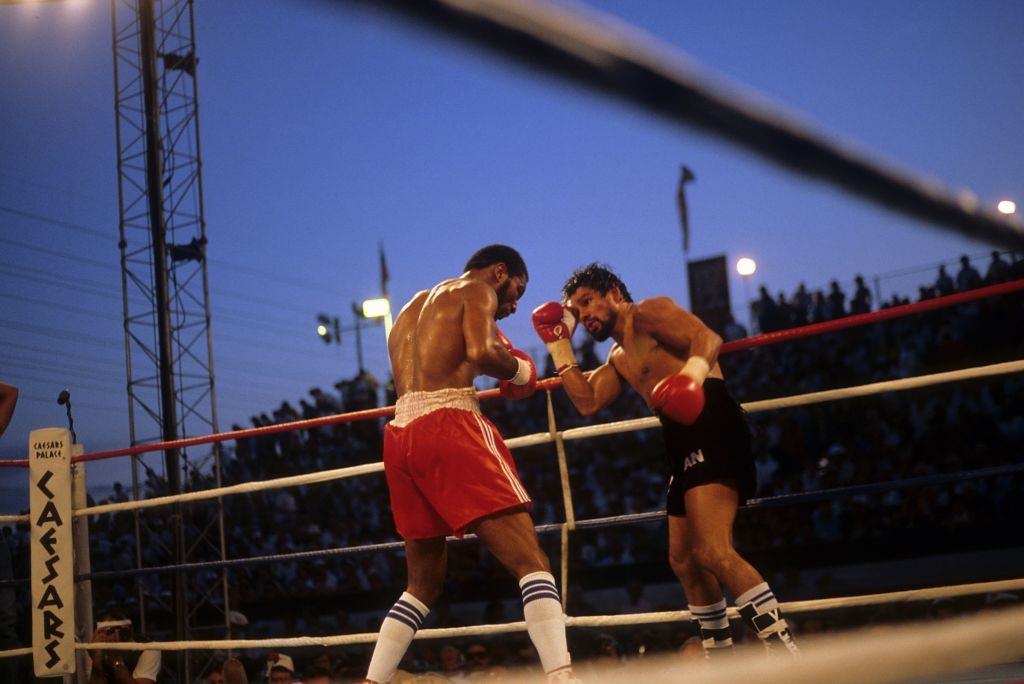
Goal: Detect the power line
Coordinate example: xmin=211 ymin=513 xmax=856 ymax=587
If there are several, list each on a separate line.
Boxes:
xmin=0 ymin=205 xmax=110 ymax=239
xmin=0 ymin=204 xmax=349 ymax=294
xmin=0 ymin=237 xmax=118 ymax=271
xmin=0 ymin=260 xmax=327 ymax=335
xmin=0 ymin=318 xmax=120 ymax=346
xmin=4 ymin=293 xmax=123 ymax=323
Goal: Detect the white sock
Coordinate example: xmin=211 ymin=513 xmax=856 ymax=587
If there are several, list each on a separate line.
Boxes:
xmin=366 ymin=592 xmax=429 ymax=682
xmin=736 ymin=582 xmax=785 ymax=636
xmin=689 ymin=598 xmax=733 ymax=649
xmin=519 ymin=571 xmax=571 ymax=675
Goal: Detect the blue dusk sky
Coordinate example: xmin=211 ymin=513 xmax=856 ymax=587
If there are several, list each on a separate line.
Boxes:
xmin=1 ymin=0 xmax=1022 ymax=500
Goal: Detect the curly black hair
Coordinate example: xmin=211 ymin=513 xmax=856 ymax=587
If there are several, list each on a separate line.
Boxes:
xmin=464 ymin=244 xmax=528 ymax=280
xmin=562 ymin=263 xmax=633 ymax=302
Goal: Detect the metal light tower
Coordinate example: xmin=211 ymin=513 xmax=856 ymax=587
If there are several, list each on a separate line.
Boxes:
xmin=111 ymin=0 xmax=228 ymax=680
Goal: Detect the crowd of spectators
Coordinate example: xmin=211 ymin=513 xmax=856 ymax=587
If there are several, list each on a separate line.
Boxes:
xmin=4 ymin=252 xmax=1023 ymax=681
xmin=753 ymin=251 xmax=1016 ymax=334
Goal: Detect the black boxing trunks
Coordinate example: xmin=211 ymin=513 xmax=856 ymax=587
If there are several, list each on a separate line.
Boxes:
xmin=661 ymin=378 xmax=756 ymax=516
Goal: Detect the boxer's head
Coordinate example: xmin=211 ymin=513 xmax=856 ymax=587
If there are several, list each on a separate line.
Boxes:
xmin=562 ymin=263 xmax=632 ymax=341
xmin=464 ymin=244 xmax=528 ymax=319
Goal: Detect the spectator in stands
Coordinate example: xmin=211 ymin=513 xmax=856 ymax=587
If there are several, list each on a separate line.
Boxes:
xmin=203 ymin=663 xmax=225 ymax=684
xmin=756 ymin=286 xmax=778 ymax=332
xmin=87 ymin=610 xmax=161 ymax=684
xmin=792 ymin=283 xmax=811 ymax=326
xmin=956 ymin=255 xmax=981 ymax=291
xmin=309 ymin=387 xmax=341 ymax=415
xmin=985 ymin=251 xmax=1011 ymax=284
xmin=827 ymin=280 xmax=847 ymax=319
xmin=463 ymin=643 xmax=492 ymax=675
xmin=302 ymin=666 xmax=331 ymax=684
xmin=438 ymin=645 xmax=466 ymax=681
xmin=776 ymin=291 xmax=795 ymax=329
xmin=851 ymin=275 xmax=872 ymax=315
xmin=264 ymin=653 xmax=295 ymax=684
xmin=935 ymin=265 xmax=955 ymax=296
xmin=810 ymin=290 xmax=828 ymax=323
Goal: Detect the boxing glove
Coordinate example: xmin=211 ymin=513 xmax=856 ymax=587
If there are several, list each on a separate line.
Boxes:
xmin=531 ymin=301 xmax=578 ymax=373
xmin=500 ymin=348 xmax=538 ymax=400
xmin=651 ymin=356 xmax=711 ymax=425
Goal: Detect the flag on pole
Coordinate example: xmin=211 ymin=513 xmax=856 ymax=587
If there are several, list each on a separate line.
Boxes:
xmin=677 ymin=165 xmax=696 ymax=253
xmin=379 ymin=241 xmax=390 ymax=297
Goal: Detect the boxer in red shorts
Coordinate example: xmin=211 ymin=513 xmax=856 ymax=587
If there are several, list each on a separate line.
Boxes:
xmin=364 ymin=245 xmax=578 ymax=684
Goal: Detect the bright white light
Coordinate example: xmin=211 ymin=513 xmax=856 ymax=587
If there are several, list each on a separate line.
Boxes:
xmin=316 ymin=324 xmax=328 ymax=337
xmin=361 ymin=297 xmax=391 ymax=319
xmin=997 ymin=200 xmax=1016 ymax=215
xmin=736 ymin=257 xmax=757 ymax=277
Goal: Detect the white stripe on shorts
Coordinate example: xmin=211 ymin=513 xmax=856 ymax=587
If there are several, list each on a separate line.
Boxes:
xmin=473 ymin=414 xmax=530 ymax=503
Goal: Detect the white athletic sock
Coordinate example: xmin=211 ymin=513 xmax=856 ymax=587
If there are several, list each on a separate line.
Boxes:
xmin=365 ymin=592 xmax=429 ymax=683
xmin=689 ymin=598 xmax=733 ymax=650
xmin=736 ymin=582 xmax=799 ymax=655
xmin=519 ymin=571 xmax=571 ymax=675
xmin=736 ymin=582 xmax=780 ymax=633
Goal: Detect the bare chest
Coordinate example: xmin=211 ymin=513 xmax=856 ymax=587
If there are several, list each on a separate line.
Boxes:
xmin=613 ymin=332 xmax=688 ymax=395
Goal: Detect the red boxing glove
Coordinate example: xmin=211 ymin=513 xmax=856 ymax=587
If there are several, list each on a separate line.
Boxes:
xmin=531 ymin=302 xmax=578 ymax=373
xmin=531 ymin=301 xmax=576 ymax=344
xmin=500 ymin=348 xmax=537 ymax=400
xmin=650 ymin=357 xmax=711 ymax=425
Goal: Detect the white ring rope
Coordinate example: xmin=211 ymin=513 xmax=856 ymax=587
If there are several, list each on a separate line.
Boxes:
xmin=52 ymin=358 xmax=1024 ymax=518
xmin=0 ymin=577 xmax=1009 ymax=656
xmin=73 ymin=462 xmax=384 ymax=518
xmin=529 ymin=358 xmax=1024 ymax=447
xmin=741 ymin=358 xmax=1024 ymax=414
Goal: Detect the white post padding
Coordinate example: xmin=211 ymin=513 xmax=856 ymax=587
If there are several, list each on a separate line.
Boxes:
xmin=71 ymin=451 xmax=91 ymax=684
xmin=29 ymin=428 xmax=75 ymax=676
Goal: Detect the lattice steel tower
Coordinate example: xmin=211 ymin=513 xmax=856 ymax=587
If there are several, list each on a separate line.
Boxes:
xmin=111 ymin=0 xmax=228 ymax=680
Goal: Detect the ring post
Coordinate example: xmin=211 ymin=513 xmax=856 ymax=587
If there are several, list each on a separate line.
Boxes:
xmin=29 ymin=428 xmax=75 ymax=677
xmin=71 ymin=450 xmax=92 ymax=684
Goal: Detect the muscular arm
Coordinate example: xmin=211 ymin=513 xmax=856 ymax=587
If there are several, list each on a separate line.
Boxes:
xmin=462 ymin=282 xmax=519 ymax=381
xmin=634 ymin=297 xmax=722 ymax=367
xmin=0 ymin=382 xmax=17 ymax=439
xmin=559 ymin=355 xmax=624 ymax=417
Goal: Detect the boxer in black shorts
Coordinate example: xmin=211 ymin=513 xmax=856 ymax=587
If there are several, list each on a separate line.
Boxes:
xmin=663 ymin=378 xmax=756 ymax=516
xmin=533 ymin=263 xmax=799 ymax=661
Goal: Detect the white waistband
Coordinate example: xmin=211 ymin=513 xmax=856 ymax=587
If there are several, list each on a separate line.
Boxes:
xmin=392 ymin=388 xmax=480 ymax=428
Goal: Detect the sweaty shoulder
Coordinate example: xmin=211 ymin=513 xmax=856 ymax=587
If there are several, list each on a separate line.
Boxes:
xmin=631 ymin=296 xmax=681 ymax=333
xmin=455 ymin=278 xmax=498 ymax=307
xmin=395 ymin=290 xmax=431 ymax=324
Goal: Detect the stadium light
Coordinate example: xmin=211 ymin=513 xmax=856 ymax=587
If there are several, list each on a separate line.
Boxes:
xmin=997 ymin=200 xmax=1016 ymax=215
xmin=736 ymin=257 xmax=757 ymax=277
xmin=316 ymin=313 xmax=339 ymax=345
xmin=361 ymin=298 xmax=391 ymax=319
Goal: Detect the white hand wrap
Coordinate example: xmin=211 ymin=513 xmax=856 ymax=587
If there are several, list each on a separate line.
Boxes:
xmin=511 ymin=355 xmax=534 ymax=386
xmin=545 ymin=339 xmax=577 ymax=372
xmin=681 ymin=356 xmax=710 ymax=384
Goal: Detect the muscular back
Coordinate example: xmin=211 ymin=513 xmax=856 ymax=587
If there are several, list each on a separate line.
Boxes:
xmin=389 ymin=277 xmax=504 ymax=396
